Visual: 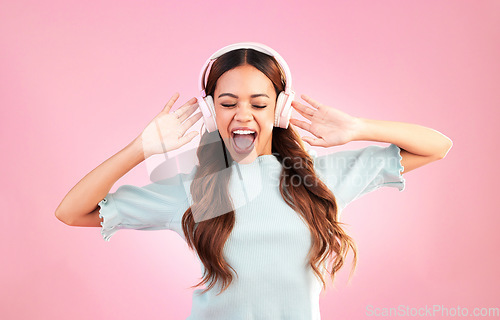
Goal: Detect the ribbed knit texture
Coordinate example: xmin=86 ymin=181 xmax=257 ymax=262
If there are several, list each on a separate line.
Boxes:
xmin=98 ymin=144 xmax=405 ymax=319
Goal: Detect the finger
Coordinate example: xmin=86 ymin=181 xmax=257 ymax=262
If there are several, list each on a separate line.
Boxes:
xmin=292 ymin=103 xmax=313 ymax=121
xmin=292 ymin=101 xmax=314 ymax=120
xmin=162 ymin=92 xmax=180 ymax=114
xmin=301 ymin=136 xmax=325 ymax=147
xmin=301 ymin=136 xmax=313 ymax=145
xmin=292 ymin=100 xmax=315 ymax=113
xmin=178 ymin=97 xmax=198 ymax=110
xmin=290 ymin=119 xmax=324 ymax=143
xmin=172 ymin=97 xmax=198 ymax=119
xmin=178 ymin=131 xmax=199 ymax=146
xmin=177 ymin=102 xmax=199 ymax=122
xmin=179 ymin=112 xmax=203 ymax=135
xmin=301 ymin=94 xmax=323 ymax=109
xmin=289 ymin=118 xmax=311 ymax=132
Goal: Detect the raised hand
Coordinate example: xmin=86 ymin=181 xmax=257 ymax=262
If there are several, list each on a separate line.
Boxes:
xmin=289 ymin=94 xmax=361 ymax=148
xmin=140 ymin=93 xmax=203 ymax=159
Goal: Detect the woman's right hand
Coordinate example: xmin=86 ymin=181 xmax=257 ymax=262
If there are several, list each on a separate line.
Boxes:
xmin=139 ymin=93 xmax=203 ymax=159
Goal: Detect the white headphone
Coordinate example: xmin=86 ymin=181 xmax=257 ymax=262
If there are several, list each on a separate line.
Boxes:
xmin=197 ymin=42 xmax=295 ymax=133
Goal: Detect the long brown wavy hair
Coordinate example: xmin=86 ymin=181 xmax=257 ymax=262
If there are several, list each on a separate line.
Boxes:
xmin=181 ymin=48 xmax=357 ymax=295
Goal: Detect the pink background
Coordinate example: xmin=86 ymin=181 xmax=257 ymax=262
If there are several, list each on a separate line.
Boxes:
xmin=1 ymin=0 xmax=499 ymax=319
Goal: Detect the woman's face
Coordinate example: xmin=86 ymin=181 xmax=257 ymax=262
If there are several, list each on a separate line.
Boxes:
xmin=213 ymin=64 xmax=277 ymax=164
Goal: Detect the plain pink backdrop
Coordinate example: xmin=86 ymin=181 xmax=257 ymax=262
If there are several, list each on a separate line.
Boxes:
xmin=1 ymin=0 xmax=498 ymax=319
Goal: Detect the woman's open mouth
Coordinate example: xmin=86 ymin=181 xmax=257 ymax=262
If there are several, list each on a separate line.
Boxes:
xmin=230 ymin=129 xmax=257 ymax=154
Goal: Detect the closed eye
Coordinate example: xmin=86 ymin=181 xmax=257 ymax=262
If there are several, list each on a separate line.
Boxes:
xmin=220 ymin=104 xmax=267 ymax=109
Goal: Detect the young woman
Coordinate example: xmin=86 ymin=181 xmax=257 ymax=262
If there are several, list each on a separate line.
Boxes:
xmin=55 ymin=43 xmax=452 ymax=319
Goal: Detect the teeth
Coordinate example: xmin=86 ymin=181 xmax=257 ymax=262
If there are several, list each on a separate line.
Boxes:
xmin=233 ymin=130 xmax=255 ymax=135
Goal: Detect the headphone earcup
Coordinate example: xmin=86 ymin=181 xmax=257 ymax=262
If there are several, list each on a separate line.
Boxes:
xmin=275 ymin=92 xmax=286 ymax=127
xmin=197 ymin=95 xmax=217 ymax=132
xmin=274 ymin=91 xmax=295 ymax=128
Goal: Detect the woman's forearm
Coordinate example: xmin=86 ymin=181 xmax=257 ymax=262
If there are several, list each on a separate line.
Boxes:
xmin=354 ymin=118 xmax=453 ymax=159
xmin=55 ymin=136 xmax=145 ymax=225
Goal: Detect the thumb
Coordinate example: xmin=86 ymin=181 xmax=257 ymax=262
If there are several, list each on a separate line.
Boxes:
xmin=302 ymin=136 xmax=313 ymax=145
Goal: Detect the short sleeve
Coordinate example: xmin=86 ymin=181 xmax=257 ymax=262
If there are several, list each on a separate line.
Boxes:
xmin=98 ymin=168 xmax=196 ymax=242
xmin=311 ymin=144 xmax=405 ymax=210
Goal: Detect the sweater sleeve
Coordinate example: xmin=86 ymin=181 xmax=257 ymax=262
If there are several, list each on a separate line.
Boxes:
xmin=311 ymin=143 xmax=405 ymax=210
xmin=97 ymin=167 xmax=196 ymax=241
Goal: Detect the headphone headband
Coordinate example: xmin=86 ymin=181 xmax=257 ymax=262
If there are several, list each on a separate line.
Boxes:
xmin=199 ymin=42 xmax=293 ymax=97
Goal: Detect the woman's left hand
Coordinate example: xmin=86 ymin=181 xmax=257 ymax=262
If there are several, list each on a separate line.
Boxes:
xmin=289 ymin=94 xmax=361 ymax=148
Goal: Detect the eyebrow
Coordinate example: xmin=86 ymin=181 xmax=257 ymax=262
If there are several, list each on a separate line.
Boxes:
xmin=218 ymin=93 xmax=270 ymax=99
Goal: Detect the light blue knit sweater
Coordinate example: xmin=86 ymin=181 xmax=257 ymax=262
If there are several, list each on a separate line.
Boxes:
xmin=98 ymin=144 xmax=405 ymax=319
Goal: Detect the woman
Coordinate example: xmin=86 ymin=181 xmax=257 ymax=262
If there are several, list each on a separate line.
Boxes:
xmin=55 ymin=43 xmax=452 ymax=319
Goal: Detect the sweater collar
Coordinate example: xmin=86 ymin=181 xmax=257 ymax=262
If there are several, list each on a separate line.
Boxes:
xmin=231 ymin=154 xmax=281 ymax=168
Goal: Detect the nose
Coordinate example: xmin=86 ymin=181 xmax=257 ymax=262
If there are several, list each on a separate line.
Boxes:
xmin=234 ymin=104 xmax=253 ymax=122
